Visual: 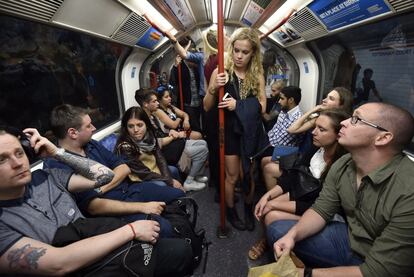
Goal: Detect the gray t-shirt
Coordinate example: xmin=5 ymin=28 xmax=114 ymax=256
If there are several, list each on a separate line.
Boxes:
xmin=0 ymin=168 xmax=84 ymax=256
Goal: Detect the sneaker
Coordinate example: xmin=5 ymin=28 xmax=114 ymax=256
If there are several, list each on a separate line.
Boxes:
xmin=195 ymin=175 xmax=209 ymax=183
xmin=183 ymin=179 xmax=206 ymax=191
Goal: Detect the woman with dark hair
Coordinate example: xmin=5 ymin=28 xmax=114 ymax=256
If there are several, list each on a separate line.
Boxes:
xmin=115 ymin=106 xmax=184 ymax=191
xmin=248 ymin=109 xmax=349 ymax=260
xmin=154 ymin=86 xmax=203 ymax=140
xmin=135 ymin=88 xmax=209 ymax=192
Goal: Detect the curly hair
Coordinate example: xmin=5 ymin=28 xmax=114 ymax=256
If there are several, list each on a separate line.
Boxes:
xmin=225 ymin=27 xmax=263 ymax=98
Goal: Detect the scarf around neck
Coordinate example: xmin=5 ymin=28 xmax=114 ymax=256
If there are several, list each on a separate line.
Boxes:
xmin=133 ymin=131 xmax=156 ymax=153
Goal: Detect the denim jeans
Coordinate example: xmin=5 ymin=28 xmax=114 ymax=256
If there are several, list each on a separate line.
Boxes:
xmin=267 ymin=220 xmax=364 ymax=267
xmin=151 ymin=180 xmax=168 ymax=187
xmin=168 ymin=165 xmax=181 ymax=182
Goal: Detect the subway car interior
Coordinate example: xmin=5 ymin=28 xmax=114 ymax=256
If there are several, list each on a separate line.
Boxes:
xmin=1 ymin=0 xmax=414 ymax=276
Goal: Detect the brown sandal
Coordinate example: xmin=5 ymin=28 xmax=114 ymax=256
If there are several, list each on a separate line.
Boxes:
xmin=248 ymin=238 xmax=267 ymax=260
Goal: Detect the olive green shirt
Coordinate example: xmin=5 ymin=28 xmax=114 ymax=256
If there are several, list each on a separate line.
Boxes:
xmin=312 ymin=153 xmax=414 ymax=277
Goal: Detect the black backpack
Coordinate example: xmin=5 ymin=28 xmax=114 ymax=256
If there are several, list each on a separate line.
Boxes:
xmin=162 ymin=197 xmax=210 ymax=272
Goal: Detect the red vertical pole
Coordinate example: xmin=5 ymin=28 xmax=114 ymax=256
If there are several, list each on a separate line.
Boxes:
xmin=217 ymin=0 xmax=227 ymax=234
xmin=178 ymin=63 xmax=184 ymax=110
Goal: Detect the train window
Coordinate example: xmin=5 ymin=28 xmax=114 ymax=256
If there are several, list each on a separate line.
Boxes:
xmin=310 ymin=10 xmax=414 ymax=151
xmin=262 ymin=46 xmax=299 ymax=97
xmin=0 ymin=15 xmax=129 ymax=136
xmin=310 ymin=11 xmax=414 ymax=119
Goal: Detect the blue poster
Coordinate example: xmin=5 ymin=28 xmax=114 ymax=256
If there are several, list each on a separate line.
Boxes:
xmin=136 ymin=27 xmax=163 ymax=50
xmin=309 ymin=0 xmax=391 ymax=31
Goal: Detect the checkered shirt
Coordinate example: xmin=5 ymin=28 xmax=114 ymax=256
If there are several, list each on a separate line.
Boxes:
xmin=268 ymin=105 xmax=303 ymax=147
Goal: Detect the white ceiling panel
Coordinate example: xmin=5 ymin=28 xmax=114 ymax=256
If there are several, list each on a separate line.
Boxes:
xmin=187 ymin=0 xmax=208 ymax=22
xmin=228 ymin=0 xmax=249 ymax=21
xmin=52 ymin=0 xmax=130 ymax=37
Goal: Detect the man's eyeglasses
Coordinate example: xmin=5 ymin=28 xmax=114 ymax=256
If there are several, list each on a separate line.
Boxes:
xmin=350 ymin=116 xmax=388 ymax=132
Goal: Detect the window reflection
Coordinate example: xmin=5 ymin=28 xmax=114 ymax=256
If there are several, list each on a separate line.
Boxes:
xmin=311 ymin=11 xmax=414 ymax=117
xmin=0 ymin=15 xmax=128 ymax=135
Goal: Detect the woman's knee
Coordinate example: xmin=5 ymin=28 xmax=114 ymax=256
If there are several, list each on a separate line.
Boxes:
xmin=264 ymin=210 xmax=283 ymax=226
xmin=261 ymin=156 xmax=272 ymax=168
xmin=264 ymin=162 xmax=280 ymax=175
xmin=225 ymin=175 xmax=238 ymax=187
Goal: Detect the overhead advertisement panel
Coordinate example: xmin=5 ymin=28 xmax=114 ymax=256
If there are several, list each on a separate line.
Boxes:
xmin=242 ymin=1 xmax=264 ymax=26
xmin=164 ymin=0 xmax=193 ymax=28
xmin=271 ymin=22 xmax=302 ymax=46
xmin=308 ymin=0 xmax=391 ymax=31
xmin=136 ymin=27 xmax=163 ymax=50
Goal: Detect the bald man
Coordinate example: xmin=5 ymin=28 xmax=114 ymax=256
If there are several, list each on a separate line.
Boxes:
xmin=267 ymin=103 xmax=414 ymax=277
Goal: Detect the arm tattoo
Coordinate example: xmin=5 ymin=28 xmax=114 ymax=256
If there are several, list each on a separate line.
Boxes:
xmin=93 ymin=165 xmax=115 ymax=188
xmin=7 ymin=244 xmax=46 ymax=270
xmin=55 ymin=150 xmax=114 ymax=186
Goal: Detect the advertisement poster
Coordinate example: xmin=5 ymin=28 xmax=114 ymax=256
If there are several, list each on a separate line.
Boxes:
xmin=272 ymin=22 xmax=302 ymax=45
xmin=136 ymin=27 xmax=163 ymax=50
xmin=309 ymin=0 xmax=391 ymax=31
xmin=242 ymin=1 xmax=264 ymax=26
xmin=164 ymin=0 xmax=193 ymax=27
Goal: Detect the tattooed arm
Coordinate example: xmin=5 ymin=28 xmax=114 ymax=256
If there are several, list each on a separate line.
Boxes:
xmin=23 ymin=128 xmax=114 ymax=192
xmin=0 ymin=220 xmax=160 ymax=275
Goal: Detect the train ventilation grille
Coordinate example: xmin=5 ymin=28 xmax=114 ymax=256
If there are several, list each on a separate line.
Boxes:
xmin=0 ymin=0 xmax=64 ymax=22
xmin=111 ymin=12 xmax=150 ymax=46
xmin=387 ymin=0 xmax=414 ymax=12
xmin=288 ymin=8 xmax=328 ymax=41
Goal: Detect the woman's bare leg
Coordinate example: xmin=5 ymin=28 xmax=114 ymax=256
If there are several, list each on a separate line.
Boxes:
xmin=224 ymin=155 xmax=240 ymax=208
xmin=263 ymin=162 xmax=282 ymax=191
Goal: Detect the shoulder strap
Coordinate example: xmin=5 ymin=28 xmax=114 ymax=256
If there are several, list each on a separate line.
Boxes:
xmin=176 ymin=197 xmax=198 ymax=229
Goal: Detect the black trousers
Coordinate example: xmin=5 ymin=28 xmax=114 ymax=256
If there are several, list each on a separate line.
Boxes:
xmin=184 ymin=106 xmax=202 ymax=132
xmin=203 ymin=107 xmax=220 ymax=189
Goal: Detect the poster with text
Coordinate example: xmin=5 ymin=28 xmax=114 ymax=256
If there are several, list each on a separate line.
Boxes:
xmin=309 ymin=0 xmax=391 ymax=31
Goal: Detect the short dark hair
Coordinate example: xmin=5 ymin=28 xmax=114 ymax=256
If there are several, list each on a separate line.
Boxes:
xmin=376 ymin=103 xmax=414 ymax=151
xmin=156 ymin=85 xmax=173 ymax=101
xmin=50 ymin=104 xmax=87 ymax=139
xmin=281 ymin=86 xmax=301 ymax=105
xmin=0 ymin=126 xmax=36 ymax=161
xmin=178 ymin=36 xmax=195 ymax=51
xmin=135 ymin=88 xmax=157 ymax=107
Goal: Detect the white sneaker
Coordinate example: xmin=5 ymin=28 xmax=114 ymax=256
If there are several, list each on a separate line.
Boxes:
xmin=195 ymin=176 xmax=209 ymax=183
xmin=183 ymin=179 xmax=206 ymax=192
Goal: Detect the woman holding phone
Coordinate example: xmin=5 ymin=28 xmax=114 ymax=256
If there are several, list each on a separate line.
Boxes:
xmin=204 ymin=27 xmax=266 ymax=231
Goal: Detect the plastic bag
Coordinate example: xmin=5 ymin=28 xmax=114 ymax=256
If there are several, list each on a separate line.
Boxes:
xmin=247 ymin=253 xmax=299 ymax=277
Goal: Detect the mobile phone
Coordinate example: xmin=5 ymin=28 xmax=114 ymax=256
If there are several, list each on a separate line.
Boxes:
xmin=222 ymin=92 xmax=230 ymax=101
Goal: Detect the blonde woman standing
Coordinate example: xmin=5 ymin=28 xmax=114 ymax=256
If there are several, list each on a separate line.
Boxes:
xmin=204 ymin=27 xmax=266 ymax=231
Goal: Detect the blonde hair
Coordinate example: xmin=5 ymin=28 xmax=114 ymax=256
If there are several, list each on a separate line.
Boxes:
xmin=225 ymin=27 xmax=263 ymax=98
xmin=271 ymin=80 xmax=285 ymax=91
xmin=203 ymin=29 xmax=218 ymax=57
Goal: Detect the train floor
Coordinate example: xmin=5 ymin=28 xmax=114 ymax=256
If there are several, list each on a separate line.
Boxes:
xmin=188 ymin=185 xmax=275 ymax=277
